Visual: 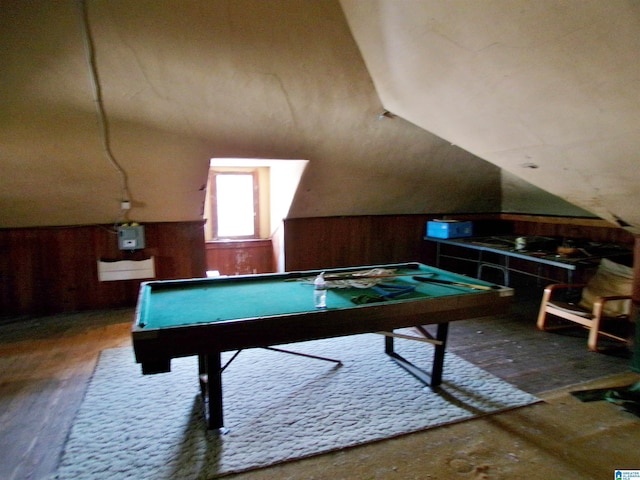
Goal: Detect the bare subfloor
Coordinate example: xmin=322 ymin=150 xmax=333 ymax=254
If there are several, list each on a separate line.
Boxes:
xmin=1 ymin=292 xmax=638 ymax=480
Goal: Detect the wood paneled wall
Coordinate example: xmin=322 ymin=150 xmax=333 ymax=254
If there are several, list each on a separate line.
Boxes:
xmin=0 ymin=221 xmax=206 ymax=317
xmin=2 ymin=214 xmax=635 ymax=318
xmin=205 ymin=239 xmax=275 ymax=275
xmin=283 ymin=214 xmax=635 ymax=271
xmin=284 ymin=215 xmax=431 ymax=271
xmin=502 ymin=214 xmax=635 ymax=244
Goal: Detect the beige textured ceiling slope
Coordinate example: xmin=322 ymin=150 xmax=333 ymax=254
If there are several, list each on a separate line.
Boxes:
xmin=341 ymin=0 xmax=640 ymax=234
xmin=1 ymin=0 xmax=505 ymax=229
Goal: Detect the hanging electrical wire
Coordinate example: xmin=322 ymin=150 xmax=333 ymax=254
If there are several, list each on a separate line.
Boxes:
xmin=76 ymin=0 xmax=132 ymax=220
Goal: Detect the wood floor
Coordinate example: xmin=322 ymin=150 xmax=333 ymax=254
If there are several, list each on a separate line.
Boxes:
xmin=1 ymin=290 xmax=638 ymax=480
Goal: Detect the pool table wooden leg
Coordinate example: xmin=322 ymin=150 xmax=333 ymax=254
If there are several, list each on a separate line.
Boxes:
xmin=199 ymin=352 xmax=225 ymax=431
xmin=384 ymin=322 xmax=449 ymax=388
xmin=430 ymin=322 xmax=449 ymax=386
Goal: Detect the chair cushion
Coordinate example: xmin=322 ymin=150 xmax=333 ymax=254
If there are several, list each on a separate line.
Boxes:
xmin=579 ymin=258 xmax=633 ymax=317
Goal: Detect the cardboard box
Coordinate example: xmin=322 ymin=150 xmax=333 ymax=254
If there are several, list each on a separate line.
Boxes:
xmin=426 ymin=220 xmax=473 ymax=239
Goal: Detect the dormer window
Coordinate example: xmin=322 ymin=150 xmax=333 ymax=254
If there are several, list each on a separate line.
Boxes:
xmin=203 ymin=157 xmax=308 ymax=246
xmin=209 ymin=170 xmax=259 ymax=239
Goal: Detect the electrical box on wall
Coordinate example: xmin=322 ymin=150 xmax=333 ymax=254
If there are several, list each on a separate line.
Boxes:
xmin=117 ymin=225 xmax=145 ymax=250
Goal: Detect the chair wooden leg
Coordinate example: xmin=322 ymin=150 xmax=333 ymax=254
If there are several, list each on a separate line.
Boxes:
xmin=587 ymin=300 xmax=605 ymax=352
xmin=536 ymin=287 xmax=553 ymax=331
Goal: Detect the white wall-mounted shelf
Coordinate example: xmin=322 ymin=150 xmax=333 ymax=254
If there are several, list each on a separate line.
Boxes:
xmin=98 ymin=257 xmax=155 ymax=282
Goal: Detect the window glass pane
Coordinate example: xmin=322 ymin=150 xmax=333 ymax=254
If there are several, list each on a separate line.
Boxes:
xmin=216 ymin=174 xmax=255 ymax=237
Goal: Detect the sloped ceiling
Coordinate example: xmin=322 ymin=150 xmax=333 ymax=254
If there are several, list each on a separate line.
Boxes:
xmin=1 ymin=0 xmax=636 ymax=233
xmin=1 ymin=0 xmax=507 ymax=229
xmin=340 ymin=0 xmax=640 ymax=234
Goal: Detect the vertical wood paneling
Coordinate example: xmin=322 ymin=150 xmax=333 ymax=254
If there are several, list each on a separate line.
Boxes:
xmin=0 ymin=221 xmax=206 ymax=317
xmin=510 ymin=220 xmax=634 ymax=244
xmin=284 ymin=214 xmax=634 ymax=272
xmin=284 ymin=215 xmax=433 ymax=271
xmin=205 ymin=239 xmax=275 ymax=275
xmin=2 ymin=214 xmax=632 ymax=317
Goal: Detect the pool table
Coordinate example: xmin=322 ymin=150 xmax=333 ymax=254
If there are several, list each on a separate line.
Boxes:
xmin=132 ymin=262 xmax=513 ymax=430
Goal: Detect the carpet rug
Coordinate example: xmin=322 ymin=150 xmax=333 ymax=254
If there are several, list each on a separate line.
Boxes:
xmin=53 ymin=333 xmax=539 ymax=479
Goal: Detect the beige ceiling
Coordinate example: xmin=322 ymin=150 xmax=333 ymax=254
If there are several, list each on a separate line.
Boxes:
xmin=341 ymin=0 xmax=640 ymax=233
xmin=1 ymin=1 xmax=636 ymax=233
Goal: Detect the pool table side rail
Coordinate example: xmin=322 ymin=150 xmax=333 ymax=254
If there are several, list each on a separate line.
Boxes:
xmin=132 ymin=277 xmax=512 ymax=373
xmin=132 ymin=261 xmax=501 ymax=328
xmin=134 ymin=262 xmax=432 ymax=295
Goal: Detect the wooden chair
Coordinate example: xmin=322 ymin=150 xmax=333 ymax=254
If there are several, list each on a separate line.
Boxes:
xmin=537 ymin=258 xmax=634 ymax=352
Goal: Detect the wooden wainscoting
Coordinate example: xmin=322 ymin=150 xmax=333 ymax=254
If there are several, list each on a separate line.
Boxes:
xmin=0 ymin=221 xmax=206 ymax=317
xmin=205 ymin=239 xmax=275 ymax=275
xmin=502 ymin=214 xmax=635 ymax=244
xmin=284 ymin=215 xmax=435 ymax=271
xmin=283 ymin=214 xmax=635 ymax=273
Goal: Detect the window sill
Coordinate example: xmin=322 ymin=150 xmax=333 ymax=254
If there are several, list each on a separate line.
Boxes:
xmin=205 ymin=238 xmax=272 ymax=249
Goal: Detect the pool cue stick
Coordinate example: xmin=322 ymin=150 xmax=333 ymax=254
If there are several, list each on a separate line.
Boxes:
xmin=284 ymin=272 xmax=428 ymax=282
xmin=322 ymin=272 xmax=427 ymax=281
xmin=412 ymin=276 xmax=499 ymax=291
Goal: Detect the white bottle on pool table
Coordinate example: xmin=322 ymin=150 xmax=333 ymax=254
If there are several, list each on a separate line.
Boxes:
xmin=314 ymin=272 xmax=327 ymax=308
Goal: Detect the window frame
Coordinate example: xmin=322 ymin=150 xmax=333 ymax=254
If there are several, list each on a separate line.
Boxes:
xmin=208 ymin=169 xmax=260 ymax=240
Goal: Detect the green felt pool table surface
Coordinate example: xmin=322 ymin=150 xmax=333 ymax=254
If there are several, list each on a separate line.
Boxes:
xmin=135 ymin=262 xmax=500 ymax=329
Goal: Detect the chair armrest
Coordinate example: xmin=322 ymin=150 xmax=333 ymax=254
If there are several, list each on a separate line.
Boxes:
xmin=542 ymin=283 xmax=586 ymax=304
xmin=595 ymin=295 xmax=633 ymax=303
xmin=543 ymin=283 xmax=586 ymax=293
xmin=592 ymin=295 xmax=633 ymax=318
